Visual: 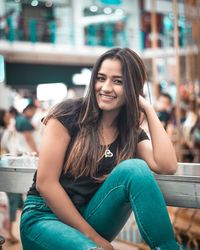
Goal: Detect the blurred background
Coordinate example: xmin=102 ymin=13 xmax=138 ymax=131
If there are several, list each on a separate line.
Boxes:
xmin=0 ymin=1 xmax=200 ymax=249
xmin=0 ymin=0 xmax=200 ymax=162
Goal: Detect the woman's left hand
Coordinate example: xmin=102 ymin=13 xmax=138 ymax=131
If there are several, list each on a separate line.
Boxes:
xmin=139 ymin=95 xmax=152 ymax=113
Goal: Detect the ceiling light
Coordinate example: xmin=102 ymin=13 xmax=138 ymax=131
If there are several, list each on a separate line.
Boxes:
xmin=90 ymin=5 xmax=98 ymax=12
xmin=115 ymin=9 xmax=123 ymax=16
xmin=103 ymin=7 xmax=112 ymax=15
xmin=45 ymin=1 xmax=53 ymax=7
xmin=31 ymin=0 xmax=39 ymax=7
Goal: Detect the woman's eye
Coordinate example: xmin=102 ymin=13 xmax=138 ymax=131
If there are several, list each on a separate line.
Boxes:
xmin=97 ymin=76 xmax=105 ymax=82
xmin=114 ymin=79 xmax=123 ymax=85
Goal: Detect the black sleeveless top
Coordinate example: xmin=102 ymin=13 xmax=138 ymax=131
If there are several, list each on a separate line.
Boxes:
xmin=28 ymin=101 xmax=149 ymax=207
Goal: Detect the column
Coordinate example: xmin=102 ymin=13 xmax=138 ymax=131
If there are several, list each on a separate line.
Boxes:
xmin=71 ymin=0 xmax=84 ymax=47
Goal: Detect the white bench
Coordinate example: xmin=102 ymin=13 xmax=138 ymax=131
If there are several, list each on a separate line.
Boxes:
xmin=0 ymin=162 xmax=200 ymax=208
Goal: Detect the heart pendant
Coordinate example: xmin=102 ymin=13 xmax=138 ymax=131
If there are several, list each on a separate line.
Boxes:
xmin=105 ymin=148 xmax=113 ymax=158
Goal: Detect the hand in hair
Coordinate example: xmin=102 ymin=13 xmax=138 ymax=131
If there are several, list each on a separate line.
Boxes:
xmin=137 ymin=95 xmax=177 ymax=174
xmin=139 ymin=95 xmax=152 ymax=113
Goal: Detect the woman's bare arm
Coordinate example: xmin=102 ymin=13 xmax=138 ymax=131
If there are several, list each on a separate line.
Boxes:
xmin=136 ymin=95 xmax=177 ymax=174
xmin=36 ymin=119 xmax=113 ymax=250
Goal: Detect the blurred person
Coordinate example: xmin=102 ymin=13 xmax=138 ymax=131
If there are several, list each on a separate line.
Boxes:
xmin=15 ymin=103 xmax=39 ymax=155
xmin=182 ymin=99 xmax=199 ymax=162
xmin=155 ymin=92 xmax=176 ymax=142
xmin=191 ymin=116 xmax=200 ymax=162
xmin=0 ymin=109 xmax=14 ymax=153
xmin=0 ymin=108 xmax=22 ymax=244
xmin=0 ymin=110 xmax=11 ymax=242
xmin=156 ymin=93 xmax=173 ymax=129
xmin=20 ymin=48 xmax=180 ymax=250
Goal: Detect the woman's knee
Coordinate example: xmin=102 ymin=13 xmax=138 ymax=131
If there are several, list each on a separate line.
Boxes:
xmin=112 ymin=159 xmax=153 ymax=182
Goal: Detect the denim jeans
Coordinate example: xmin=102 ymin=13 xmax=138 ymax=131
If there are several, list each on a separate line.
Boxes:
xmin=20 ymin=159 xmax=180 ymax=250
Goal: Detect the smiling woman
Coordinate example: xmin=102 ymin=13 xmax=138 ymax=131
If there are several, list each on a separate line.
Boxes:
xmin=20 ymin=48 xmax=180 ymax=250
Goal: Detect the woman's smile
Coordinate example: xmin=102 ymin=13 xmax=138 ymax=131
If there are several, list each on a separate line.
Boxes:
xmin=99 ymin=93 xmax=117 ymax=101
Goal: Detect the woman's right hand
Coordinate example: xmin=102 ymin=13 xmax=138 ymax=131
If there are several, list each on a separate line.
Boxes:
xmin=92 ymin=235 xmax=114 ymax=250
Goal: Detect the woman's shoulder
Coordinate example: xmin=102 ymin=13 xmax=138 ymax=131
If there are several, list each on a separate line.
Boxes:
xmin=56 ymin=97 xmax=83 ymax=112
xmin=55 ymin=98 xmax=83 ymax=135
xmin=138 ymin=127 xmax=149 ymax=143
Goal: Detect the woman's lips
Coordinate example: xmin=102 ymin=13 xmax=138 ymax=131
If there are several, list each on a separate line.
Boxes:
xmin=99 ymin=93 xmax=116 ymax=100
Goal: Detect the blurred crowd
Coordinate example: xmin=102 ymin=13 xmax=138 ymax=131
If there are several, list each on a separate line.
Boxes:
xmin=155 ymin=92 xmax=200 ymax=163
xmin=0 ymin=101 xmax=44 ymax=244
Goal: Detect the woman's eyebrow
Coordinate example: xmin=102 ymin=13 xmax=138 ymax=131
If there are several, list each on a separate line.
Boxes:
xmin=113 ymin=75 xmax=122 ymax=78
xmin=97 ymin=73 xmax=122 ymax=78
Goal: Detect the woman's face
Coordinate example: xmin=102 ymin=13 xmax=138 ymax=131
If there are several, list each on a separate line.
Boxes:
xmin=95 ymin=58 xmax=125 ymax=113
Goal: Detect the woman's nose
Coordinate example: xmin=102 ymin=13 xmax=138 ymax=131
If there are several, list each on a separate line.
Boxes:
xmin=101 ymin=79 xmax=112 ymax=92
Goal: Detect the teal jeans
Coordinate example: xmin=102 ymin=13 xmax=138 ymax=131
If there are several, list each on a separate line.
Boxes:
xmin=20 ymin=159 xmax=180 ymax=250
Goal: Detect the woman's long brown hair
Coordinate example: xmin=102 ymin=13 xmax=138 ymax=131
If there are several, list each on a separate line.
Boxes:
xmin=44 ymin=48 xmax=147 ymax=180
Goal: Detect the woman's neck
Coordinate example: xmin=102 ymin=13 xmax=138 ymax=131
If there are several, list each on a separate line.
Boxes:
xmin=100 ymin=110 xmax=119 ymax=129
xmin=98 ymin=111 xmax=119 ymax=145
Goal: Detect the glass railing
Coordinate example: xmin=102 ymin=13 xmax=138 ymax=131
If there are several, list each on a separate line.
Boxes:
xmin=0 ymin=16 xmax=65 ymax=44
